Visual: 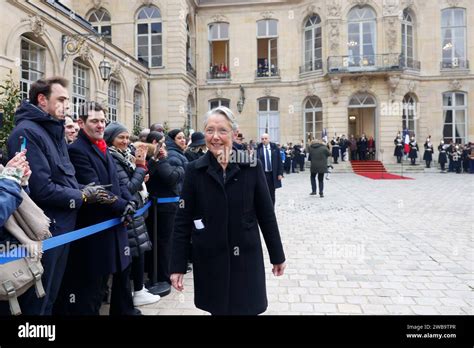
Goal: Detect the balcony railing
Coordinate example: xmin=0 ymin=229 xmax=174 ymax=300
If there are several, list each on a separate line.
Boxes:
xmin=186 ymin=62 xmax=196 ymax=77
xmin=299 ymin=60 xmax=323 ymax=74
xmin=207 ymin=71 xmax=231 ymax=80
xmin=440 ymin=59 xmax=469 ymax=70
xmin=256 ymin=67 xmax=280 ymax=78
xmin=328 ymin=53 xmax=404 ymax=73
xmin=400 ymin=56 xmax=421 ymax=70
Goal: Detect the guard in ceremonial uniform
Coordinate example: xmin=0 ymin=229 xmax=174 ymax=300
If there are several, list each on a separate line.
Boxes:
xmin=438 ymin=140 xmax=448 ymax=172
xmin=423 ymin=136 xmax=434 ymax=168
xmin=331 ymin=137 xmax=340 ymax=164
xmin=452 ymin=145 xmax=462 ymax=174
xmin=394 ymin=133 xmax=403 ymax=163
xmin=409 ymin=137 xmax=419 ymax=165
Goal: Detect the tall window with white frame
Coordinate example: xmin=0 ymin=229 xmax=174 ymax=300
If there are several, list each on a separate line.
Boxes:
xmin=401 ymin=9 xmax=416 ymax=69
xmin=257 ymin=19 xmax=278 ymax=77
xmin=443 ymin=92 xmax=467 ymax=144
xmin=304 ymin=97 xmax=323 ymax=144
xmin=208 ymin=22 xmax=230 ymax=79
xmin=20 ymin=37 xmax=45 ymax=101
xmin=88 ymin=8 xmax=112 ymax=42
xmin=108 ymin=79 xmax=120 ymax=122
xmin=133 ymin=89 xmax=143 ymax=131
xmin=258 ymin=98 xmax=280 ymax=142
xmin=402 ymin=94 xmax=417 ymax=136
xmin=209 ymin=98 xmax=230 ymax=110
xmin=441 ymin=8 xmax=467 ymax=69
xmin=136 ymin=6 xmax=162 ymax=68
xmin=303 ymin=15 xmax=322 ymax=73
xmin=347 ymin=6 xmax=376 ymax=67
xmin=72 ymin=60 xmax=90 ymax=119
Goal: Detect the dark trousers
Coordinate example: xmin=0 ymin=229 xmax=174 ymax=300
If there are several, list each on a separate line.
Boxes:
xmin=54 ymin=264 xmax=134 ymax=315
xmin=359 ymin=150 xmax=366 ymax=160
xmin=426 ymin=160 xmax=431 ymax=168
xmin=440 ymin=162 xmax=446 ymax=171
xmin=145 ymin=207 xmax=177 ymax=284
xmin=351 ymin=150 xmax=357 ymax=160
xmin=0 ymin=244 xmax=69 ymax=315
xmin=411 ymin=157 xmax=416 ymax=165
xmin=291 ymin=159 xmax=298 ymax=173
xmin=310 ymin=173 xmax=324 ymax=194
xmin=131 ymin=253 xmax=145 ymax=292
xmin=299 ymin=156 xmax=305 ymax=171
xmin=397 ymin=156 xmax=402 ymax=163
xmin=283 ymin=158 xmax=291 ymax=174
xmin=265 ymin=171 xmax=276 ymax=206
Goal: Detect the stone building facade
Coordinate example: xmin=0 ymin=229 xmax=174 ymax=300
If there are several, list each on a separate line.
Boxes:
xmin=0 ymin=0 xmax=472 ymax=163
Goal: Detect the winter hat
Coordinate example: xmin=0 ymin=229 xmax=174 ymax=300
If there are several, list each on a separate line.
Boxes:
xmin=104 ymin=122 xmax=128 ymax=146
xmin=167 ymin=129 xmax=182 ymax=141
xmin=189 ymin=132 xmax=206 ymax=148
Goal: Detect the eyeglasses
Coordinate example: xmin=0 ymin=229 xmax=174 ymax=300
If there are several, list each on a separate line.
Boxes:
xmin=205 ymin=128 xmax=231 ymax=136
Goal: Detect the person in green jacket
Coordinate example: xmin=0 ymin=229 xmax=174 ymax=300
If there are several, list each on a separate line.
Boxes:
xmin=307 ymin=139 xmax=331 ymax=197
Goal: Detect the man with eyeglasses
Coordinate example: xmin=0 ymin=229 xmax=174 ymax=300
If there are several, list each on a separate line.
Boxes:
xmin=257 ymin=133 xmax=283 ymax=206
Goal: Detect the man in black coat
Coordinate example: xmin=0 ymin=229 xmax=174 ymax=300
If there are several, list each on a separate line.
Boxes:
xmin=6 ymin=77 xmax=106 ymax=315
xmin=256 ymin=133 xmax=283 ymax=206
xmin=55 ymin=102 xmax=137 ymax=315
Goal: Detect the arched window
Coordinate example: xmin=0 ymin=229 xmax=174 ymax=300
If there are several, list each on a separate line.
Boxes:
xmin=303 ymin=15 xmax=322 ymax=72
xmin=402 ymin=94 xmax=417 ymax=136
xmin=443 ymin=92 xmax=467 ymax=144
xmin=208 ymin=22 xmax=230 ymax=79
xmin=108 ymin=79 xmax=120 ymax=122
xmin=88 ymin=8 xmax=112 ymax=42
xmin=304 ymin=97 xmax=323 ymax=143
xmin=133 ymin=88 xmax=143 ymax=131
xmin=347 ymin=6 xmax=376 ymax=67
xmin=349 ymin=93 xmax=376 ymax=107
xmin=258 ymin=97 xmax=280 ymax=142
xmin=136 ymin=6 xmax=162 ymax=68
xmin=20 ymin=35 xmax=45 ymax=100
xmin=209 ymin=98 xmax=230 ymax=110
xmin=401 ymin=9 xmax=415 ymax=68
xmin=72 ymin=59 xmax=90 ymax=119
xmin=257 ymin=19 xmax=279 ymax=77
xmin=441 ymin=8 xmax=467 ymax=69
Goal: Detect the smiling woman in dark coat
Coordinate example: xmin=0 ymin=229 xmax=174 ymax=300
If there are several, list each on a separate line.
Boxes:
xmin=170 ymin=106 xmax=286 ymax=315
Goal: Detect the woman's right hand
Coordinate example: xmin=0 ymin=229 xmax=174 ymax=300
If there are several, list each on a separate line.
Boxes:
xmin=170 ymin=273 xmax=184 ymax=291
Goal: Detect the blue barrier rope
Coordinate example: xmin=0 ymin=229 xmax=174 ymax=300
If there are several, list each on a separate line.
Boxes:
xmin=0 ymin=197 xmax=179 ymax=265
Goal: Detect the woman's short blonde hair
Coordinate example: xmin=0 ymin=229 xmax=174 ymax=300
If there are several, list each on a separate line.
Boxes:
xmin=203 ymin=106 xmax=238 ymax=132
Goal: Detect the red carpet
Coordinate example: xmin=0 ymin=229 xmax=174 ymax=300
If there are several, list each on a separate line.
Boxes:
xmin=351 ymin=160 xmax=413 ymax=180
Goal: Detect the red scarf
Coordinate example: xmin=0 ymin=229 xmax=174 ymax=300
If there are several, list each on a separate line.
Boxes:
xmin=85 ymin=133 xmax=107 ymax=155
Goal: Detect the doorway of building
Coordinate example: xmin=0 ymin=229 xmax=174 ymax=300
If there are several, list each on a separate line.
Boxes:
xmin=348 ymin=93 xmax=377 ymax=160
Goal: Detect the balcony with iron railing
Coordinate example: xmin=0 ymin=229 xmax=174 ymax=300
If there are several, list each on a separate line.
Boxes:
xmin=255 ymin=66 xmax=280 ymax=79
xmin=440 ymin=58 xmax=469 ymax=70
xmin=207 ymin=70 xmax=231 ymax=81
xmin=186 ymin=61 xmax=196 ymax=77
xmin=328 ymin=53 xmax=420 ymax=74
xmin=299 ymin=60 xmax=324 ymax=74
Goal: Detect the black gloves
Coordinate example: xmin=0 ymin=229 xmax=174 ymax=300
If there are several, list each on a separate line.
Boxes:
xmin=121 ymin=201 xmax=137 ymax=224
xmin=81 ymin=183 xmax=117 ymax=204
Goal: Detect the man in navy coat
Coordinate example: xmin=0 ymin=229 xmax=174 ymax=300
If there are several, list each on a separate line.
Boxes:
xmin=6 ymin=77 xmax=106 ymax=315
xmin=55 ymin=102 xmax=137 ymax=315
xmin=257 ymin=133 xmax=283 ymax=206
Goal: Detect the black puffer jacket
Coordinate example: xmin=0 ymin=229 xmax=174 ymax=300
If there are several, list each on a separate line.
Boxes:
xmin=110 ymin=148 xmax=152 ymax=257
xmin=165 ymin=137 xmax=188 ymax=194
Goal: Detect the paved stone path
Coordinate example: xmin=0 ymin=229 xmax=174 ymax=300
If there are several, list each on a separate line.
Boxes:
xmin=128 ymin=171 xmax=474 ymax=315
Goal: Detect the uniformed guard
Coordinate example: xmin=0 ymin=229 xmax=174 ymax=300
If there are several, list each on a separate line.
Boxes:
xmin=409 ymin=136 xmax=419 ymax=165
xmin=452 ymin=145 xmax=462 ymax=173
xmin=394 ymin=133 xmax=403 ymax=163
xmin=438 ymin=140 xmax=448 ymax=172
xmin=423 ymin=136 xmax=434 ymax=168
xmin=331 ymin=136 xmax=340 ymax=164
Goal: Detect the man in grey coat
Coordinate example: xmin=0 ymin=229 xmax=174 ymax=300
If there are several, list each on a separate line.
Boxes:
xmin=307 ymin=139 xmax=330 ymax=197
